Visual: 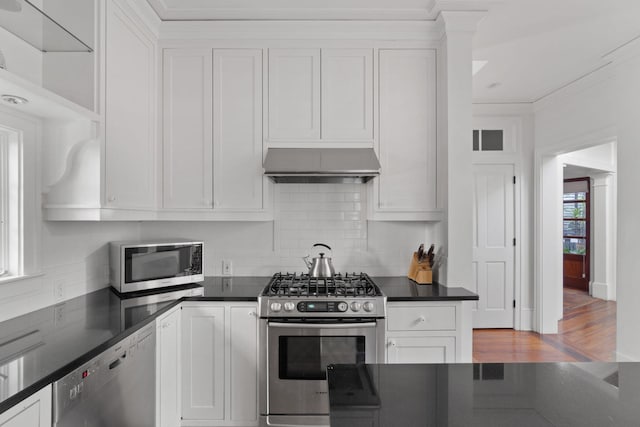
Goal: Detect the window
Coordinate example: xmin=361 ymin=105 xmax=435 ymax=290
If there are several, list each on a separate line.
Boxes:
xmin=472 ymin=129 xmax=504 ymax=151
xmin=0 ymin=111 xmax=39 ymax=282
xmin=563 ymin=179 xmax=589 ymax=256
xmin=0 ymin=132 xmax=9 ymax=276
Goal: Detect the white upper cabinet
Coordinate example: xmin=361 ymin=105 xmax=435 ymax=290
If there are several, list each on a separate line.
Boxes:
xmin=104 ymin=0 xmax=156 ymax=209
xmin=371 ymin=49 xmax=438 ymax=220
xmin=160 ymin=48 xmax=269 ymax=219
xmin=268 ymin=48 xmax=321 ymax=141
xmin=321 ymin=49 xmax=373 ymax=141
xmin=213 ymin=49 xmax=264 ymax=211
xmin=162 ymin=48 xmax=213 ymax=209
xmin=268 ymin=48 xmax=374 ymax=143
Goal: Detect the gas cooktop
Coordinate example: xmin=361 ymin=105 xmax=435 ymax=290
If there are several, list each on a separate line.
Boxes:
xmin=258 ymin=272 xmax=386 ymax=318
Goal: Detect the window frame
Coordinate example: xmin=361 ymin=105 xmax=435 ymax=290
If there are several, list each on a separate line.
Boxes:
xmin=0 ymin=133 xmax=7 ymax=276
xmin=0 ymin=108 xmax=41 ymax=283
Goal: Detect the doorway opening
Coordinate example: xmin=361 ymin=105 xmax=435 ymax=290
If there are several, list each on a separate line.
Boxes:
xmin=536 ymin=140 xmax=617 ymax=334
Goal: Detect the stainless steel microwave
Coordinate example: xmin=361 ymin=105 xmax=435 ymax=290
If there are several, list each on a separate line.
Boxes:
xmin=109 ymin=240 xmax=204 ymax=293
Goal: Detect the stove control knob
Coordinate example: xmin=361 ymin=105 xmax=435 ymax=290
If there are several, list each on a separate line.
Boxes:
xmin=363 ymin=302 xmax=375 ymax=312
xmin=337 ymin=302 xmax=348 ymax=312
xmin=350 ymin=302 xmax=361 ymax=312
xmin=283 ymin=302 xmax=296 ymax=312
xmin=270 ymin=302 xmax=282 ymax=312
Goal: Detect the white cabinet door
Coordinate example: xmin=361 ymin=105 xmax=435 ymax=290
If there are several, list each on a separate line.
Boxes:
xmin=0 ymin=385 xmax=51 ymax=427
xmin=228 ymin=305 xmax=259 ymax=424
xmin=213 ymin=49 xmax=264 ymax=211
xmin=162 ymin=49 xmax=213 ymax=209
xmin=386 ymin=336 xmax=456 ymax=364
xmin=156 ymin=306 xmax=181 ymax=427
xmin=321 ymin=49 xmax=373 ymax=140
xmin=105 ymin=0 xmax=156 ymax=209
xmin=182 ymin=306 xmax=225 ymax=421
xmin=373 ymin=49 xmax=437 ymax=219
xmin=268 ymin=48 xmax=321 ymax=141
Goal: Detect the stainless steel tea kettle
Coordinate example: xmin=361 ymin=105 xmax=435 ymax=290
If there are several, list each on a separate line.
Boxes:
xmin=303 ymin=243 xmax=336 ymax=278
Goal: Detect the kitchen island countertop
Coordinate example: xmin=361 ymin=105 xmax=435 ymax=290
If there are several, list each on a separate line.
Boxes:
xmin=328 ymin=362 xmax=639 ymax=426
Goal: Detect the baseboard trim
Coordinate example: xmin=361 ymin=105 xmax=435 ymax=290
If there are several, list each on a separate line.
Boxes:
xmin=518 ymin=308 xmax=534 ymax=331
xmin=616 ymin=351 xmax=637 ymax=362
xmin=591 ymin=281 xmax=610 ymax=300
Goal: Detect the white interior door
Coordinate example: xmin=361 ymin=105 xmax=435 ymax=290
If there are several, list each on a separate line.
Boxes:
xmin=472 ymin=164 xmax=515 ymax=328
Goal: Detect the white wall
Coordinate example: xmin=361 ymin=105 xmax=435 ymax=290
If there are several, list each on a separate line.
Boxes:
xmin=532 ymin=41 xmax=640 ymax=358
xmin=141 ymin=183 xmax=435 ymax=276
xmin=0 ymin=221 xmax=140 ymax=323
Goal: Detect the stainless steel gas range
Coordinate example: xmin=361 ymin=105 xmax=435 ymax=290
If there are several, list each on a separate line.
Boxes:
xmin=258 ymin=272 xmax=386 ymax=427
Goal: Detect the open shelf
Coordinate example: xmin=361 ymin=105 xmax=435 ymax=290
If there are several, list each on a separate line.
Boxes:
xmin=0 ymin=67 xmax=100 ymax=121
xmin=0 ymin=0 xmax=92 ymax=52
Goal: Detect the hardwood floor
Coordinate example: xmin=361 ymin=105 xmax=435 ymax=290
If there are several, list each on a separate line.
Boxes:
xmin=473 ymin=288 xmax=616 ymax=362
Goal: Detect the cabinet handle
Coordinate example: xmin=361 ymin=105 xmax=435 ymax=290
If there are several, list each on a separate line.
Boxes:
xmin=418 ymin=316 xmax=426 ymax=323
xmin=161 ymin=322 xmax=170 ymax=329
xmin=389 ymin=340 xmax=396 ymax=347
xmin=107 ymin=196 xmax=116 ymax=202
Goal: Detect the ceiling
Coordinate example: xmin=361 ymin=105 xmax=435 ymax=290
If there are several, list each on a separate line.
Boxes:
xmin=473 ymin=0 xmax=640 ymax=103
xmin=146 ymin=0 xmax=640 ymax=104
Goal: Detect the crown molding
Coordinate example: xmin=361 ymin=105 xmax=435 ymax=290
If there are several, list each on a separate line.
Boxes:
xmin=436 ymin=10 xmax=487 ymax=33
xmin=603 ymin=35 xmax=640 ymax=67
xmin=159 ymin=20 xmax=444 ymax=41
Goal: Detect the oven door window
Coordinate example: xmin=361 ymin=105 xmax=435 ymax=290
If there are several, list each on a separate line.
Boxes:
xmin=279 ymin=336 xmax=365 ymax=380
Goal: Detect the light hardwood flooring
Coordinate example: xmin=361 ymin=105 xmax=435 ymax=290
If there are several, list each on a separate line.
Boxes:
xmin=473 ymin=288 xmax=616 ymax=362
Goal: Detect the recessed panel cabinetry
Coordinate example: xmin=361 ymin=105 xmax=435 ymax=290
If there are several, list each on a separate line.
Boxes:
xmin=162 ymin=49 xmax=213 ymax=210
xmin=0 ymin=385 xmax=51 ymax=427
xmin=181 ymin=303 xmax=259 ymax=426
xmin=104 ymin=0 xmax=157 ymax=209
xmin=156 ymin=306 xmax=182 ymax=427
xmin=371 ymin=49 xmax=439 ymax=221
xmin=268 ymin=48 xmax=374 ymax=143
xmin=385 ymin=302 xmax=462 ymax=363
xmin=268 ymin=48 xmax=321 ymax=141
xmin=161 ymin=48 xmax=269 ymax=219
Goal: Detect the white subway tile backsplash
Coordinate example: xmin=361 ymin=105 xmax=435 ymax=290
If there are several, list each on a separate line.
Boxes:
xmin=138 ymin=183 xmax=435 ymax=277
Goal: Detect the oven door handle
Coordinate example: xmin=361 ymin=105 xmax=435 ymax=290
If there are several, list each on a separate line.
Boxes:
xmin=267 ymin=322 xmax=377 ymax=329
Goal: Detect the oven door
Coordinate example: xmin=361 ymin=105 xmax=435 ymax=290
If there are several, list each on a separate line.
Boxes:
xmin=267 ymin=320 xmax=378 ymax=416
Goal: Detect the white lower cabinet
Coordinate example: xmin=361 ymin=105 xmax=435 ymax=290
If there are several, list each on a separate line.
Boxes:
xmin=385 ymin=302 xmax=468 ymax=363
xmin=181 ymin=303 xmax=259 ymax=426
xmin=0 ymin=385 xmax=51 ymax=427
xmin=157 ymin=305 xmax=182 ymax=427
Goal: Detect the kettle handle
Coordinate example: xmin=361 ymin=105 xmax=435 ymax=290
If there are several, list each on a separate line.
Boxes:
xmin=313 ymin=243 xmax=332 ymax=251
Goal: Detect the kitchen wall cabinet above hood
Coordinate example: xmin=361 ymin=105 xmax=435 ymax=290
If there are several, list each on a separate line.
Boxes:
xmin=263 ymin=148 xmax=380 ymax=184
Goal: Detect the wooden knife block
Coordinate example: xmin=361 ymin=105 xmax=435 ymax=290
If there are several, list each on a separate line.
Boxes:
xmin=408 ymin=252 xmax=433 ymax=285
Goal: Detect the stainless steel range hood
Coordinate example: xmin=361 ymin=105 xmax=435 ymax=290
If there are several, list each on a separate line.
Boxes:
xmin=263 ymin=148 xmax=381 ymax=184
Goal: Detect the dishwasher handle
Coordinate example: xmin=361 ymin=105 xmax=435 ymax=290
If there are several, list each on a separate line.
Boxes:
xmin=109 ymin=351 xmax=126 ymax=370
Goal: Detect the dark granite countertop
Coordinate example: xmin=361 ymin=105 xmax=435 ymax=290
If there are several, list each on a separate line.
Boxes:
xmin=0 ymin=276 xmax=269 ymax=415
xmin=372 ymin=277 xmax=478 ymax=301
xmin=0 ymin=275 xmax=476 ymax=415
xmin=328 ymin=363 xmax=639 ymax=426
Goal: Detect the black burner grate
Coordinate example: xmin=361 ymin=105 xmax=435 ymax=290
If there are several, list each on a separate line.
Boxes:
xmin=264 ymin=272 xmax=381 ymax=298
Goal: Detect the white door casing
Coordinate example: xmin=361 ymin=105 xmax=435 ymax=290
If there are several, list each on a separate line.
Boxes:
xmin=472 ymin=164 xmax=515 ymax=328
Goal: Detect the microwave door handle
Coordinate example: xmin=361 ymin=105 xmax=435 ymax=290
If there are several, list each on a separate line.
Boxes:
xmin=267 ymin=322 xmax=378 ymax=329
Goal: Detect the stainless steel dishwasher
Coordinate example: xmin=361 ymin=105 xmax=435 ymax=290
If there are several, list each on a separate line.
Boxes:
xmin=53 ymin=324 xmax=156 ymax=427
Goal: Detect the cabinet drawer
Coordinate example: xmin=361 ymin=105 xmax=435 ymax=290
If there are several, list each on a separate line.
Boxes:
xmin=387 ymin=305 xmax=456 ymax=331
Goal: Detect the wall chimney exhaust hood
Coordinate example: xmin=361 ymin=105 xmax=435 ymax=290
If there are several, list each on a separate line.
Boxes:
xmin=263 ymin=148 xmax=380 ymax=184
